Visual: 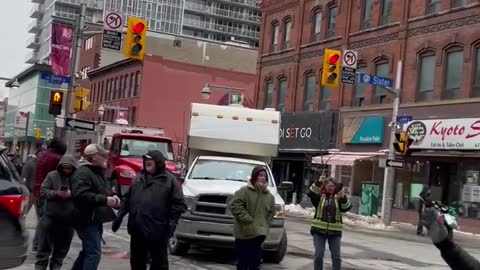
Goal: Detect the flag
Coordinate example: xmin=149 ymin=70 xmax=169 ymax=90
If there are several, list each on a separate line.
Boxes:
xmin=51 ymin=23 xmax=73 ymax=76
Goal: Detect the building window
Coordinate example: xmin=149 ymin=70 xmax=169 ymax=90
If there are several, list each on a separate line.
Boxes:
xmin=277 ymin=79 xmax=287 ymax=112
xmin=319 ymin=86 xmax=331 ymax=110
xmin=373 ymin=62 xmax=389 ymax=104
xmin=443 ymin=50 xmax=464 ymax=100
xmin=303 ymin=75 xmax=315 ymax=111
xmin=80 ymin=66 xmax=90 ymax=80
xmin=452 ymin=0 xmax=465 ymax=8
xmin=361 ymin=0 xmax=373 ymax=30
xmin=123 ymin=75 xmax=129 ymax=98
xmin=105 ymin=79 xmax=110 ymax=101
xmin=472 ymin=48 xmax=480 ymax=97
xmin=270 ymin=23 xmax=279 ymax=52
xmin=114 ymin=77 xmax=119 ymax=100
xmin=131 ymin=106 xmax=137 ymax=125
xmin=311 ymin=10 xmax=322 ymax=42
xmin=282 ymin=20 xmax=292 ymax=50
xmin=417 ymin=54 xmax=436 ymax=102
xmin=130 ymin=73 xmax=135 ymax=96
xmin=133 ymin=71 xmax=141 ymax=96
xmin=119 ymin=75 xmax=123 ymax=99
xmin=380 ymin=0 xmax=392 ymax=25
xmin=353 ymin=66 xmax=367 ymax=106
xmin=110 ymin=78 xmax=115 ymax=101
xmin=327 ymin=6 xmax=337 ymax=38
xmin=84 ymin=37 xmax=93 ymax=50
xmin=264 ymin=81 xmax=274 ymax=108
xmin=99 ymin=81 xmax=104 ymax=103
xmin=427 ymin=0 xmax=441 ymax=14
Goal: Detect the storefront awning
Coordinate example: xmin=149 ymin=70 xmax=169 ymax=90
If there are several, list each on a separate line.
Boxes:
xmin=312 ymin=154 xmax=375 ymax=166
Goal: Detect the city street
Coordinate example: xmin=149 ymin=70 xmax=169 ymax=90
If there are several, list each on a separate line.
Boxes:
xmin=14 ymin=211 xmax=480 ymax=270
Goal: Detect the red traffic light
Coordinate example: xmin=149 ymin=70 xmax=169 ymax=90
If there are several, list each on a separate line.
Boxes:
xmin=133 ymin=22 xmax=145 ymax=34
xmin=328 ymin=54 xmax=340 ymax=64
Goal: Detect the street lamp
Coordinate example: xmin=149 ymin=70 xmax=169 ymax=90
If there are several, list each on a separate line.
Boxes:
xmin=200 ymin=83 xmax=245 ymax=104
xmin=98 ymin=104 xmax=105 ymax=118
xmin=0 ymin=77 xmax=20 ymax=88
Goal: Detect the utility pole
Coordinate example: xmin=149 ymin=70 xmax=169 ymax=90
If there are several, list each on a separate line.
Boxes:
xmin=381 ymin=60 xmax=403 ymax=226
xmin=62 ymin=2 xmax=86 ymax=153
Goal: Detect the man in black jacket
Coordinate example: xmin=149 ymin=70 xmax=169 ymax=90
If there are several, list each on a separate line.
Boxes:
xmin=422 ymin=208 xmax=480 ymax=270
xmin=71 ymin=144 xmax=120 ymax=270
xmin=112 ymin=150 xmax=186 ymax=270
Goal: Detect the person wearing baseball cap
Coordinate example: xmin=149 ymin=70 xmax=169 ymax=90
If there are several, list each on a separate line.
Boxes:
xmin=70 ymin=144 xmax=119 ymax=270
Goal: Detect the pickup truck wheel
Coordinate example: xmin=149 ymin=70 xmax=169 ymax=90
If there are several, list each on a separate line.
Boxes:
xmin=168 ymin=235 xmax=190 ymax=256
xmin=263 ymin=230 xmax=287 ymax=264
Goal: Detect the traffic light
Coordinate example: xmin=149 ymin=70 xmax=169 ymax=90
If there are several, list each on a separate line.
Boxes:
xmin=124 ymin=17 xmax=147 ymax=61
xmin=73 ymin=87 xmax=91 ymax=112
xmin=393 ymin=132 xmax=414 ymax=156
xmin=34 ymin=128 xmax=41 ymax=140
xmin=321 ymin=48 xmax=341 ymax=88
xmin=48 ymin=90 xmax=64 ymax=115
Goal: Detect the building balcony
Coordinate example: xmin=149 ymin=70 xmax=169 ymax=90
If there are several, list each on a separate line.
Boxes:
xmin=32 ymin=0 xmax=45 ymax=3
xmin=183 ymin=19 xmax=259 ymax=39
xmin=215 ymin=0 xmax=260 ymax=9
xmin=56 ymin=0 xmax=104 ymax=10
xmin=26 ymin=35 xmax=41 ymax=49
xmin=28 ymin=20 xmax=42 ymax=34
xmin=30 ymin=5 xmax=44 ymax=19
xmin=184 ymin=2 xmax=260 ymax=25
xmin=25 ymin=51 xmax=39 ymax=64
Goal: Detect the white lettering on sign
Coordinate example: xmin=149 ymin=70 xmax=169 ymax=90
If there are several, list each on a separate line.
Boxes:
xmin=280 ymin=127 xmax=312 ymax=139
xmin=406 ymin=118 xmax=480 ymax=150
xmin=359 ymin=136 xmax=381 ymax=143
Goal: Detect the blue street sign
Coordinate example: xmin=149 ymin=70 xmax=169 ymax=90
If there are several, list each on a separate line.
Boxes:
xmin=40 ymin=72 xmax=71 ymax=85
xmin=396 ymin=115 xmax=413 ymax=124
xmin=358 ymin=73 xmax=393 ymax=88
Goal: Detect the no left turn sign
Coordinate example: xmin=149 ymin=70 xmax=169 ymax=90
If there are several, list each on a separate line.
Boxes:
xmin=342 ymin=50 xmax=358 ymax=69
xmin=104 ymin=11 xmax=123 ymax=31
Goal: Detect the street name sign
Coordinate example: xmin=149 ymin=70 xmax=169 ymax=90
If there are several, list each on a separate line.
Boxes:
xmin=396 ymin=116 xmax=413 ymax=124
xmin=359 ymin=73 xmax=394 ymax=88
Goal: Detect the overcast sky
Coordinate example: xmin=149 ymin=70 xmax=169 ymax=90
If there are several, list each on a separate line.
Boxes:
xmin=0 ymin=1 xmax=32 ymax=98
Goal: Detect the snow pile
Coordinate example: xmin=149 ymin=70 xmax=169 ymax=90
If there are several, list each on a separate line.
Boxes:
xmin=343 ymin=212 xmax=398 ymax=231
xmin=285 ymin=204 xmax=315 ymax=217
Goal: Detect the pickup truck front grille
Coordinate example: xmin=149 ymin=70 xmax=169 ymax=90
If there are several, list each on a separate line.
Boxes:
xmin=193 ymin=194 xmax=232 ymax=217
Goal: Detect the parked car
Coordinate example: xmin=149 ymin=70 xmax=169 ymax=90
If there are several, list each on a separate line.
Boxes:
xmin=0 ymin=146 xmax=29 ymax=269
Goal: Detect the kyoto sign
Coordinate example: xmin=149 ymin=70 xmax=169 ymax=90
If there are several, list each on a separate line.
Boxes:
xmin=406 ymin=118 xmax=480 ymax=150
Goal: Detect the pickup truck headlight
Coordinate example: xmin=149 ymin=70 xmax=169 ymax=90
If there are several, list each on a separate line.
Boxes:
xmin=185 ymin=196 xmax=195 ymax=211
xmin=273 ymin=204 xmax=285 ymax=219
xmin=119 ymin=171 xmax=136 ymax=178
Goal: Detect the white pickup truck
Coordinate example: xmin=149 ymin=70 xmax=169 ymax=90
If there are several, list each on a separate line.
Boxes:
xmin=169 ymin=103 xmax=292 ymax=263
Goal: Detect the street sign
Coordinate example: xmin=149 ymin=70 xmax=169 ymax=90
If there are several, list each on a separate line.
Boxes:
xmin=104 ymin=11 xmax=123 ymax=31
xmin=342 ymin=50 xmax=358 ymax=69
xmin=102 ymin=30 xmax=122 ymax=51
xmin=65 ymin=118 xmax=95 ymax=131
xmin=341 ymin=67 xmax=356 ymax=85
xmin=386 ymin=159 xmax=404 ymax=168
xmin=102 ymin=11 xmax=124 ymax=51
xmin=40 ymin=72 xmax=71 ymax=85
xmin=341 ymin=49 xmax=357 ymax=85
xmin=396 ymin=115 xmax=413 ymax=124
xmin=359 ymin=73 xmax=394 ymax=88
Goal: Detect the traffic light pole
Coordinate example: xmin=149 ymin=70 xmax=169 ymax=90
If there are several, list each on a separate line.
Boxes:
xmin=381 ymin=60 xmax=403 ymax=226
xmin=61 ymin=2 xmax=86 ymax=153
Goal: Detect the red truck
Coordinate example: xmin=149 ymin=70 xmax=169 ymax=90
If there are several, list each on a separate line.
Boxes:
xmin=71 ymin=125 xmax=182 ymax=196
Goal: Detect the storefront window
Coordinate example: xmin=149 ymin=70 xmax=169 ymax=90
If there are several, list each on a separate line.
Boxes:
xmin=394 ymin=161 xmax=428 ymax=210
xmin=457 ymin=163 xmax=480 ymax=219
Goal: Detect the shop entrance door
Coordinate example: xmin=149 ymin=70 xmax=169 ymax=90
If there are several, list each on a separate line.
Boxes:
xmin=430 ymin=162 xmax=458 ymax=206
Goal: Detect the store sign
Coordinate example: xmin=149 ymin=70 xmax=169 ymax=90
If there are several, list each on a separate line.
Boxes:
xmin=279 ymin=111 xmax=337 ymax=152
xmin=343 ymin=116 xmax=384 ymax=144
xmin=406 ymin=118 xmax=480 ymax=150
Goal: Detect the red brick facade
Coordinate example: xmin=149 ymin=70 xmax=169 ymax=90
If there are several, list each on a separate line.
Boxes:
xmin=255 ymin=0 xmax=480 ymax=111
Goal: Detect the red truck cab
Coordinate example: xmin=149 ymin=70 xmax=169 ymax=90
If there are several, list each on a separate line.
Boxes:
xmin=107 ymin=133 xmax=180 ymax=196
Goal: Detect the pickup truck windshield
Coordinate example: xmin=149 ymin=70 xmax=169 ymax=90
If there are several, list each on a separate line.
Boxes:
xmin=120 ymin=138 xmax=174 ymax=160
xmin=190 ymin=160 xmax=271 ymax=185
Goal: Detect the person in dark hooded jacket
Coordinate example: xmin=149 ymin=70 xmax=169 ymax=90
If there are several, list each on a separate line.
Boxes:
xmin=35 ymin=155 xmax=77 ymax=270
xmin=417 ymin=184 xmax=431 ymax=235
xmin=112 ymin=150 xmax=186 ymax=270
xmin=230 ymin=166 xmax=275 ymax=270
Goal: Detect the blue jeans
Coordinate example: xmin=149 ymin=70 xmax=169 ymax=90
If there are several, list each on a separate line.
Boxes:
xmin=313 ymin=233 xmax=341 ymax=270
xmin=72 ymin=224 xmax=103 ymax=270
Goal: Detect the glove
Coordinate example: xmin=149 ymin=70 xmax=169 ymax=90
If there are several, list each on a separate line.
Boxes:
xmin=112 ymin=217 xmax=123 ymax=233
xmin=421 ymin=208 xmax=452 ymax=245
xmin=168 ymin=223 xmax=177 ymax=238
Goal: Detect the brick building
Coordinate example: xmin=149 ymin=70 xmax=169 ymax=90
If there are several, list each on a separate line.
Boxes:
xmin=256 ymin=0 xmax=480 ymax=232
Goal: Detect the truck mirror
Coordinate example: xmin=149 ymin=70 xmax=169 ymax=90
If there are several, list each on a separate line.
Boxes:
xmin=278 ymin=181 xmax=294 ymax=192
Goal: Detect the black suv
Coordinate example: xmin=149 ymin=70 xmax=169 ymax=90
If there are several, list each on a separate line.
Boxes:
xmin=0 ymin=146 xmax=29 ymax=269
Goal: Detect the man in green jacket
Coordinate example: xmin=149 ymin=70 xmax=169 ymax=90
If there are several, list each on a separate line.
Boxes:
xmin=230 ymin=166 xmax=275 ymax=270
